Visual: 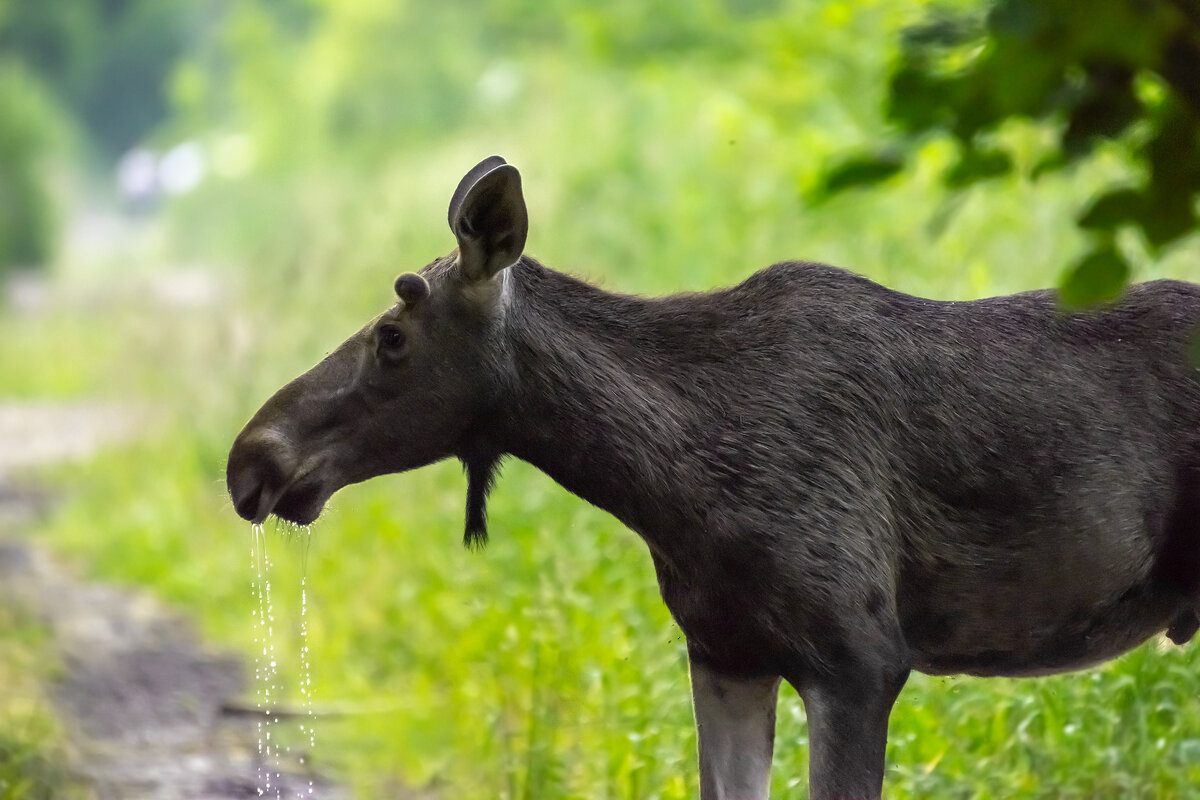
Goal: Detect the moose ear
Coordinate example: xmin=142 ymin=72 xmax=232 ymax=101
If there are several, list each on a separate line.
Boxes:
xmin=448 ymin=157 xmax=528 ymax=282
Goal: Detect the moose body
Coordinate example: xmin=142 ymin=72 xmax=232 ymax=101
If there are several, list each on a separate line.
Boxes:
xmin=228 ymin=157 xmax=1200 ymax=799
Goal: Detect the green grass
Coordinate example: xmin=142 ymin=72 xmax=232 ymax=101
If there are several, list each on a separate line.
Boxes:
xmin=0 ymin=604 xmax=88 ymax=800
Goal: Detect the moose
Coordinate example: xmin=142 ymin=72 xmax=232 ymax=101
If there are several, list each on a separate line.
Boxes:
xmin=228 ymin=156 xmax=1200 ymax=799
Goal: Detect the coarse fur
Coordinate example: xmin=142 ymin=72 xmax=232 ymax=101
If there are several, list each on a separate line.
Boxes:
xmin=228 ymin=158 xmax=1200 ymax=800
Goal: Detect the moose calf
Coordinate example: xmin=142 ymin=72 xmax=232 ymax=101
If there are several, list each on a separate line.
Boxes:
xmin=228 ymin=157 xmax=1200 ymax=799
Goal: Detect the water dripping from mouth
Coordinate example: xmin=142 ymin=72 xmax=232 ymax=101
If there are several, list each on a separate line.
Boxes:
xmin=298 ymin=525 xmax=315 ymax=797
xmin=252 ymin=523 xmax=280 ymax=797
xmin=251 ymin=522 xmax=317 ymax=797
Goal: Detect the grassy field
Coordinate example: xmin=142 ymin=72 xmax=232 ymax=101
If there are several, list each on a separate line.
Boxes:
xmin=6 ymin=1 xmax=1200 ymax=797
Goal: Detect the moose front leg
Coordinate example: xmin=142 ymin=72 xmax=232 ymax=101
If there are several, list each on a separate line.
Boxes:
xmin=799 ymin=663 xmax=909 ymax=800
xmin=689 ymin=657 xmax=782 ymax=800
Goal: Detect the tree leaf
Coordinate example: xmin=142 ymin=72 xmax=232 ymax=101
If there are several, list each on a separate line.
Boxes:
xmin=1078 ymin=187 xmax=1143 ymax=231
xmin=817 ymin=152 xmax=905 ymax=199
xmin=1062 ymin=63 xmax=1140 ymax=156
xmin=1139 ymin=192 xmax=1198 ymax=251
xmin=943 ymin=146 xmax=1013 ymax=188
xmin=887 ymin=67 xmax=953 ymax=132
xmin=1030 ymin=151 xmax=1070 ymax=179
xmin=900 ymin=11 xmax=981 ymax=51
xmin=1058 ymin=245 xmax=1131 ymax=308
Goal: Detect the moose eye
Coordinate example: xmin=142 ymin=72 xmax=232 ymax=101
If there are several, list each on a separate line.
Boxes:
xmin=377 ymin=325 xmax=406 ymax=352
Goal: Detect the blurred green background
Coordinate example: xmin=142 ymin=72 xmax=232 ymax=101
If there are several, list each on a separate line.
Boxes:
xmin=3 ymin=0 xmax=1200 ymax=797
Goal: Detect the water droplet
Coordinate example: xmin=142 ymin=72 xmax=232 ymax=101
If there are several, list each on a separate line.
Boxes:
xmin=251 ymin=522 xmax=320 ymax=798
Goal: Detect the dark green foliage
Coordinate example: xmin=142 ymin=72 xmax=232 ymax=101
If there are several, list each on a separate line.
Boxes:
xmin=824 ymin=0 xmax=1200 ymax=296
xmin=0 ymin=722 xmax=84 ymax=800
xmin=1058 ymin=244 xmax=1131 ymax=307
xmin=1078 ymin=188 xmax=1145 ymax=231
xmin=0 ymin=0 xmax=198 ymax=158
xmin=943 ymin=145 xmax=1013 ymax=188
xmin=0 ymin=0 xmax=217 ymax=276
xmin=819 ymin=152 xmax=905 ymax=197
xmin=0 ymin=0 xmax=206 ymax=272
xmin=0 ymin=64 xmax=66 ymax=273
xmin=0 ymin=605 xmax=85 ymax=800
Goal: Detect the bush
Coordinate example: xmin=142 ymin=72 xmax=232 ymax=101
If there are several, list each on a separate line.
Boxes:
xmin=0 ymin=63 xmax=68 ymax=275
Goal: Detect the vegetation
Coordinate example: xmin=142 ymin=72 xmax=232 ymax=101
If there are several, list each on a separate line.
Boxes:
xmin=824 ymin=0 xmax=1200 ymax=305
xmin=0 ymin=0 xmax=199 ymax=272
xmin=3 ymin=0 xmax=1200 ymax=798
xmin=0 ymin=63 xmax=67 ymax=274
xmin=0 ymin=0 xmax=197 ymax=158
xmin=0 ymin=605 xmax=86 ymax=800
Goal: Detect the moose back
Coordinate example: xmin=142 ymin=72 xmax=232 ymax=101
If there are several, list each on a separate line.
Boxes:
xmin=228 ymin=157 xmax=1200 ymax=800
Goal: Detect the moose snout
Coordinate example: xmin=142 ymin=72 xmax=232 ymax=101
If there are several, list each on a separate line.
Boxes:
xmin=226 ymin=428 xmax=299 ymax=523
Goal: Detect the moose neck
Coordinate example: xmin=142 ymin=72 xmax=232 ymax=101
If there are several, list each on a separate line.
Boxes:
xmin=493 ymin=259 xmax=705 ymax=549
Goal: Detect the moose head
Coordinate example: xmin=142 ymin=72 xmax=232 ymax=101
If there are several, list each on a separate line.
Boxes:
xmin=227 ymin=156 xmax=527 ymax=543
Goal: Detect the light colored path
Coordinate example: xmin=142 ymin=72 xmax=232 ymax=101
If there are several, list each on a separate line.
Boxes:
xmin=0 ymin=401 xmax=141 ymax=472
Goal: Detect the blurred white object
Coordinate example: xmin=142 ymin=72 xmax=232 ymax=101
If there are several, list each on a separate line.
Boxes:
xmin=116 ymin=147 xmax=159 ymax=211
xmin=158 ymin=142 xmax=206 ymax=195
xmin=477 ymin=62 xmax=521 ymax=107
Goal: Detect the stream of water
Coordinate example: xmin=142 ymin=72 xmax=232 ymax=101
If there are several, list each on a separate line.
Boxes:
xmin=251 ymin=523 xmax=316 ymax=798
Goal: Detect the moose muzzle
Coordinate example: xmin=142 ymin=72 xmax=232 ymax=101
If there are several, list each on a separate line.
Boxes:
xmin=226 ymin=426 xmax=326 ymax=525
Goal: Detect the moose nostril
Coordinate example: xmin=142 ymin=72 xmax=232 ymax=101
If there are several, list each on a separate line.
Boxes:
xmin=226 ymin=428 xmax=295 ymax=523
xmin=227 ymin=453 xmax=270 ymax=522
xmin=230 ymin=479 xmax=264 ymax=522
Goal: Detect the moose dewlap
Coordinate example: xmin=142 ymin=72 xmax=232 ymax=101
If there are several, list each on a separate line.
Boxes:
xmin=227 ymin=156 xmax=1200 ymax=800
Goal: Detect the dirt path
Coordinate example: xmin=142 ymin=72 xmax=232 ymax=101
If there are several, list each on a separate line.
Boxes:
xmin=0 ymin=403 xmax=347 ymax=800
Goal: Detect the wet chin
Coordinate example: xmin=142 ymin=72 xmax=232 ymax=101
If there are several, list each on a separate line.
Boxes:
xmin=272 ymin=483 xmax=328 ymax=526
